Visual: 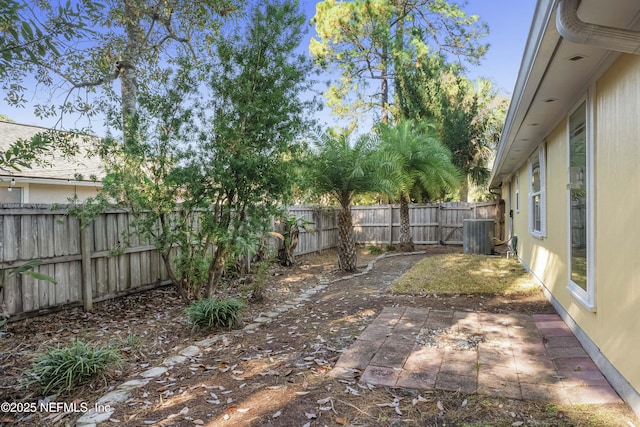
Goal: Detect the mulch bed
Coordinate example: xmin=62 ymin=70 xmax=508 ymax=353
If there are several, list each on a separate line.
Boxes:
xmin=1 ymin=245 xmax=636 ymax=426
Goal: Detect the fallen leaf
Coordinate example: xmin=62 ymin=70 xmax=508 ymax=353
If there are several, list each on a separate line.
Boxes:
xmin=237 ymin=408 xmax=250 ymax=413
xmin=461 ymin=399 xmax=468 ymax=407
xmin=345 ymin=386 xmax=360 ymax=396
xmin=336 ymin=417 xmax=346 ymax=425
xmin=437 ymin=401 xmax=444 ymax=411
xmin=512 ymin=422 xmax=524 ymax=426
xmin=305 ymin=412 xmax=317 ymax=419
xmin=272 ymin=410 xmax=282 ymax=418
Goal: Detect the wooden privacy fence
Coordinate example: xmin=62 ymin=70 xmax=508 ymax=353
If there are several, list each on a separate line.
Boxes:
xmin=1 ymin=202 xmax=498 ymax=319
xmin=0 ymin=204 xmax=173 ymax=320
xmin=350 ymin=202 xmax=499 ymax=245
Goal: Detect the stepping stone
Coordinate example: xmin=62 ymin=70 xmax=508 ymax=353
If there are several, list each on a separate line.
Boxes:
xmin=118 ymin=379 xmax=150 ymax=391
xmin=263 ymin=311 xmax=280 ymax=318
xmin=253 ymin=316 xmax=272 ymax=323
xmin=179 ymin=345 xmax=201 ymax=357
xmin=244 ymin=323 xmax=261 ymax=331
xmin=140 ymin=366 xmax=168 ymax=378
xmin=96 ymin=390 xmax=130 ymax=406
xmin=163 ymin=355 xmax=188 ymax=366
xmin=76 ymin=407 xmax=115 ymax=425
xmin=194 ymin=337 xmax=219 ymax=347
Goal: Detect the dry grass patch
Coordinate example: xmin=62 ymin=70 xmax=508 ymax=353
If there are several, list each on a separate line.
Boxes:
xmin=390 ymin=254 xmax=539 ymax=296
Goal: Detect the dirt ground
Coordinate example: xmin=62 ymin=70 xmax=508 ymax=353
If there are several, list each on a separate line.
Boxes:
xmin=0 ymin=245 xmax=637 ymax=426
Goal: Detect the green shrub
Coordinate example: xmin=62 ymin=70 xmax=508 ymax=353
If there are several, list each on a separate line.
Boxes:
xmin=185 ymin=298 xmax=244 ymax=330
xmin=29 ymin=340 xmax=122 ymax=395
xmin=366 ymin=244 xmax=384 ymax=255
xmin=248 ymin=261 xmax=270 ymax=303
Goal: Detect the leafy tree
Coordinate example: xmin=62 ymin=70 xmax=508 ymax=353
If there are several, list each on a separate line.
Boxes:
xmin=88 ymin=0 xmax=316 ymax=302
xmin=1 ymin=0 xmax=93 ymax=171
xmin=3 ymin=0 xmax=241 ymax=143
xmin=304 ymin=130 xmax=398 ymax=271
xmin=439 ymin=77 xmax=507 ymax=200
xmin=397 ymin=56 xmax=507 ymax=200
xmin=310 ymin=0 xmax=488 ymax=124
xmin=0 ymin=0 xmax=89 ymax=81
xmin=377 ymin=119 xmax=460 ymax=251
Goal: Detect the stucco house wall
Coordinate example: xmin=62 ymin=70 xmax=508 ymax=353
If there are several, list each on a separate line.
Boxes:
xmin=492 ymin=0 xmax=640 ymax=417
xmin=0 ymin=121 xmax=103 ymax=203
xmin=500 ymin=50 xmax=640 ymax=417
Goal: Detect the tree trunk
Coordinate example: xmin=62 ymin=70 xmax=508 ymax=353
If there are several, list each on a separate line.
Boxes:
xmin=337 ymin=199 xmax=357 ymax=272
xmin=121 ymin=0 xmax=143 ymax=145
xmin=398 ymin=193 xmax=414 ymax=251
xmin=459 ymin=175 xmax=470 ymax=202
xmin=381 ymin=42 xmax=389 ymax=123
xmin=393 ymin=2 xmax=405 ymax=121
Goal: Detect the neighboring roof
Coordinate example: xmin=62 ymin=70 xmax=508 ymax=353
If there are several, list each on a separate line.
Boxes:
xmin=0 ymin=121 xmax=105 ymax=184
xmin=490 ymin=0 xmax=640 ymax=188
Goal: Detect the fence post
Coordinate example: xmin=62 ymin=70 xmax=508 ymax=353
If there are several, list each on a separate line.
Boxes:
xmin=315 ymin=208 xmax=322 ymax=253
xmin=437 ymin=203 xmax=442 ymax=243
xmin=80 ymin=223 xmax=93 ymax=312
xmin=388 ymin=205 xmax=393 ymax=245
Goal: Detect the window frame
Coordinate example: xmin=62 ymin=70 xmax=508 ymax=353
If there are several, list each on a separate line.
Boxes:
xmin=515 ymin=175 xmax=520 ymax=213
xmin=566 ymin=92 xmax=596 ymax=311
xmin=528 ymin=144 xmax=546 ymax=239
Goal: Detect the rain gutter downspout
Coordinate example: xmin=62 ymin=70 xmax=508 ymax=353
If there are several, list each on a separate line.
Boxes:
xmin=557 ymin=0 xmax=640 ymax=54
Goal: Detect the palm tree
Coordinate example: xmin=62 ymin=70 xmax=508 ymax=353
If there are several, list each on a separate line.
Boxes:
xmin=378 ymin=120 xmax=461 ymax=251
xmin=304 ymin=130 xmax=398 ymax=271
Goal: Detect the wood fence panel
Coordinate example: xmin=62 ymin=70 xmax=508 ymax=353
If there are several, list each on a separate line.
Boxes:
xmin=352 ymin=206 xmax=391 ymax=244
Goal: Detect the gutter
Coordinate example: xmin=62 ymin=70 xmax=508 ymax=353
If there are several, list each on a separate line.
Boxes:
xmin=557 ymin=0 xmax=640 ymax=55
xmin=0 ymin=176 xmax=103 ymax=187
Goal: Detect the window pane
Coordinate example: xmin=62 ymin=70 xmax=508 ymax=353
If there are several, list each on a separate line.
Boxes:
xmin=0 ymin=187 xmax=22 ymax=203
xmin=531 ymin=165 xmax=540 ymax=192
xmin=533 ymin=194 xmax=541 ymax=232
xmin=569 ymin=102 xmax=587 ymax=290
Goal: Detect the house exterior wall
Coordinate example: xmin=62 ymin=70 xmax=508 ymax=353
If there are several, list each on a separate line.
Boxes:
xmin=27 ymin=183 xmax=99 ymax=204
xmin=593 ymin=53 xmax=640 ymax=389
xmin=503 ymin=53 xmax=640 ymax=395
xmin=0 ymin=182 xmax=99 ymax=204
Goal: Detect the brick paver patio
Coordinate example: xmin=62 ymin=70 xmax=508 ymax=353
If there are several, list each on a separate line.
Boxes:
xmin=331 ymin=307 xmax=622 ymax=405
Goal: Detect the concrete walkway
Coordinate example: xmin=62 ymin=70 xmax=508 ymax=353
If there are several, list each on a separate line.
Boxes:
xmin=331 ymin=307 xmax=622 ymax=405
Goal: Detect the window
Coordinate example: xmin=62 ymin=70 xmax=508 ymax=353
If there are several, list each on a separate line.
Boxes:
xmin=0 ymin=186 xmax=22 ymax=203
xmin=567 ymin=96 xmax=595 ymax=310
xmin=515 ymin=175 xmax=520 ymax=213
xmin=528 ymin=145 xmax=546 ymax=237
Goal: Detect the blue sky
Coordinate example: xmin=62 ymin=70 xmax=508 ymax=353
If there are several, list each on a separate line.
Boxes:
xmin=2 ymin=0 xmax=538 ymax=132
xmin=463 ymin=0 xmax=538 ymax=94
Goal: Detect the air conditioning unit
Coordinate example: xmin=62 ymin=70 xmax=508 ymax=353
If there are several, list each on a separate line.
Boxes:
xmin=463 ymin=219 xmax=495 ymax=255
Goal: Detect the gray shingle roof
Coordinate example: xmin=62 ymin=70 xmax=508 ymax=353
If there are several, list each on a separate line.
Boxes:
xmin=0 ymin=121 xmax=105 ymax=182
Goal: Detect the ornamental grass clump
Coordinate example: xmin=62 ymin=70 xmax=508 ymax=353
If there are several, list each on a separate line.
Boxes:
xmin=29 ymin=340 xmax=122 ymax=395
xmin=185 ymin=298 xmax=244 ymax=330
